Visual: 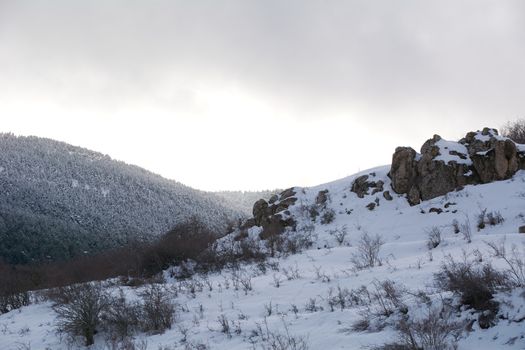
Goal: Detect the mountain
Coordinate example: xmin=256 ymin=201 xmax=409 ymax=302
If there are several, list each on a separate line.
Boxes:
xmin=0 ymin=133 xmax=244 ymax=264
xmin=1 ymin=128 xmax=525 ymax=350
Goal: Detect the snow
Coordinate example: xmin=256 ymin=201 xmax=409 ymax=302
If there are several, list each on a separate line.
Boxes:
xmin=473 ymin=129 xmax=505 ymax=142
xmin=1 ymin=167 xmax=525 ymax=349
xmin=434 ymin=139 xmax=471 ymax=165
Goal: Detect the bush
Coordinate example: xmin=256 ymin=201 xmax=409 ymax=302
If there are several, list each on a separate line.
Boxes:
xmin=476 ymin=209 xmax=504 ymax=231
xmin=451 ymin=219 xmax=460 ymax=234
xmin=460 ymin=217 xmax=472 ymax=243
xmin=434 ymin=256 xmax=508 ymax=311
xmin=249 ymin=318 xmax=309 ymax=350
xmin=477 ymin=209 xmax=487 ymax=231
xmin=351 ymin=232 xmax=384 ymax=269
xmin=501 ymin=119 xmax=525 ymax=144
xmin=486 ymin=211 xmax=504 ymax=226
xmin=350 ymin=280 xmax=407 ymax=332
xmin=393 ymin=304 xmax=463 ymax=350
xmin=102 ymin=290 xmax=141 ymax=340
xmin=329 ymin=225 xmax=348 ymax=246
xmin=486 ymin=240 xmax=525 ymax=287
xmin=0 ymin=265 xmax=30 ymax=314
xmin=426 ymin=226 xmax=442 ymax=249
xmin=51 ymin=282 xmax=109 ymax=346
xmin=139 ymin=284 xmax=175 ymax=334
xmin=140 ymin=216 xmax=217 ymax=276
xmin=320 ymin=209 xmax=335 ymax=225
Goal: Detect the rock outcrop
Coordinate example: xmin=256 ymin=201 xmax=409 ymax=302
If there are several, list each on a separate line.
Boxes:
xmin=248 ymin=188 xmax=297 ymax=239
xmin=390 ymin=128 xmax=525 ymax=205
xmin=351 ymin=174 xmax=384 ymax=198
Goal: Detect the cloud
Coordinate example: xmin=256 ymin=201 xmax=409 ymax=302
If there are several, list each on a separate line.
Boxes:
xmin=1 ymin=1 xmax=525 ymax=189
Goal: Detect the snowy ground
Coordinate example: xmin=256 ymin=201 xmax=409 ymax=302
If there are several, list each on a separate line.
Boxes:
xmin=1 ymin=167 xmax=525 ymax=350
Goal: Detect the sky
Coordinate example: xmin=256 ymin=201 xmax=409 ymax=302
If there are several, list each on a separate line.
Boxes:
xmin=1 ymin=1 xmax=525 ymax=191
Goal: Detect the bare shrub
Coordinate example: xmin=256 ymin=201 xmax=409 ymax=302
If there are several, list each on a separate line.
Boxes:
xmin=102 ymin=290 xmax=141 ymax=341
xmin=501 ymin=118 xmax=525 ymax=144
xmin=486 ymin=240 xmax=525 ymax=287
xmin=460 ymin=217 xmax=472 ymax=243
xmin=371 ymin=280 xmax=406 ymax=317
xmin=304 ymin=298 xmax=322 ymax=312
xmin=103 ymin=337 xmax=148 ymax=350
xmin=239 ymin=274 xmax=253 ymax=295
xmin=277 ymin=231 xmax=314 ymax=256
xmin=281 ymin=264 xmax=301 ymax=280
xmin=139 ymin=284 xmax=175 ymax=334
xmin=51 ymin=282 xmax=108 ymax=346
xmin=350 ymin=280 xmax=406 ymax=333
xmin=301 ymin=204 xmax=319 ymax=222
xmin=351 ymin=232 xmax=384 ymax=269
xmin=426 ymin=226 xmax=442 ymax=250
xmin=272 ymin=274 xmax=283 ymax=288
xmin=451 ymin=219 xmax=460 ymax=234
xmin=249 ymin=318 xmax=309 ymax=350
xmin=238 ymin=237 xmax=266 ymax=262
xmin=327 ymin=285 xmax=354 ymax=311
xmin=391 ymin=304 xmax=463 ymax=350
xmin=476 ymin=209 xmax=504 ymax=231
xmin=486 ymin=211 xmax=504 ymax=226
xmin=264 ymin=302 xmax=273 ymax=316
xmin=312 ymin=265 xmax=331 ymax=283
xmin=217 ymin=314 xmax=231 ymax=337
xmin=435 ymin=255 xmax=508 ymax=311
xmin=328 ymin=225 xmax=348 ymax=246
xmin=320 ymin=208 xmax=335 ymax=225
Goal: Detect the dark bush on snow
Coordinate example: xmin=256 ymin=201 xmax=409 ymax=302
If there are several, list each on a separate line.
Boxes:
xmin=435 ymin=256 xmax=508 ymax=311
xmin=140 ymin=216 xmax=217 ymax=276
xmin=51 ymin=282 xmax=109 ymax=346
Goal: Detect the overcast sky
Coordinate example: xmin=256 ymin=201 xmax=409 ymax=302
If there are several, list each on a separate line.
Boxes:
xmin=1 ymin=1 xmax=524 ymax=191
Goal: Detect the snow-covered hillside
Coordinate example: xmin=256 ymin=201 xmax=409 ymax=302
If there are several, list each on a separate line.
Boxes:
xmin=1 ymin=161 xmax=524 ymax=349
xmin=0 ymin=133 xmax=244 ymax=263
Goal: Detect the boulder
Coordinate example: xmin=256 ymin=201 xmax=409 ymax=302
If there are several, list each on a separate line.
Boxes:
xmin=351 ymin=175 xmax=385 ymax=198
xmin=253 ymin=199 xmax=269 ymax=226
xmin=371 ymin=180 xmax=384 ymax=195
xmin=315 ymin=189 xmax=329 ymax=206
xmin=429 ymin=207 xmax=443 ymax=214
xmin=250 ymin=189 xmax=298 ymax=240
xmin=390 ymin=147 xmax=418 ymax=194
xmin=279 ymin=188 xmax=296 ymax=199
xmin=470 ymin=139 xmax=518 ymax=183
xmin=366 ymin=202 xmax=376 ymax=211
xmin=519 ymin=226 xmax=525 ymax=234
xmin=383 ymin=190 xmax=393 ymax=201
xmin=351 ymin=175 xmax=371 ymax=198
xmin=273 ymin=197 xmax=297 ymax=213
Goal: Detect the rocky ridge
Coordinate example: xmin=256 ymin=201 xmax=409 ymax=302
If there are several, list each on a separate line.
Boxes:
xmin=389 ymin=128 xmax=525 ymax=205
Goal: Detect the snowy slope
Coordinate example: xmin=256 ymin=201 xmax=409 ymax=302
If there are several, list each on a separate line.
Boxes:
xmin=1 ymin=166 xmax=524 ymax=349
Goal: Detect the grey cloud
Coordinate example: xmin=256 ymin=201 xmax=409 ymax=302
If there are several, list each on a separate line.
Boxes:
xmin=1 ymin=0 xmax=525 ymax=125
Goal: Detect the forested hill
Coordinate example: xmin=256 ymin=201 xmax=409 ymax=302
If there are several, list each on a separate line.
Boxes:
xmin=0 ymin=133 xmax=244 ymax=264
